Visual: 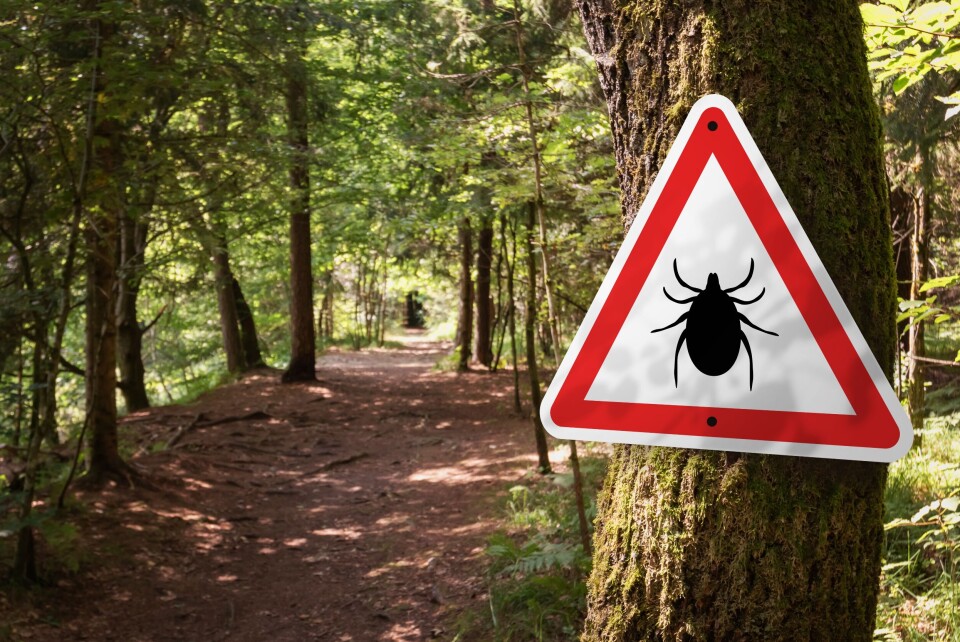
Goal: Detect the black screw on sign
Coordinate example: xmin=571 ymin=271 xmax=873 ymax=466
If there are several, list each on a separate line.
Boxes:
xmin=651 ymin=259 xmax=778 ymax=390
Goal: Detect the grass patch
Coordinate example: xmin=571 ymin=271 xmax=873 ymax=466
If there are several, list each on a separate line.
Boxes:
xmin=878 ymin=411 xmax=960 ymax=641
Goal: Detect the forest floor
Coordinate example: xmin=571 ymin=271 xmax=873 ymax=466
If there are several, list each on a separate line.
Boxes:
xmin=2 ymin=332 xmax=551 ymax=641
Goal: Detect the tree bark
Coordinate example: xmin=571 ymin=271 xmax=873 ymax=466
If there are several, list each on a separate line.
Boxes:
xmin=576 ymin=1 xmax=894 ymax=639
xmin=475 ymin=214 xmax=494 ymax=367
xmin=233 ymin=277 xmax=264 ymax=368
xmin=524 ymin=202 xmax=552 ymax=473
xmin=281 ymin=26 xmax=317 ymax=383
xmin=212 ymin=242 xmax=244 ymax=374
xmin=85 ymin=12 xmax=130 ymax=482
xmin=86 ymin=122 xmax=125 ymax=479
xmin=116 ymin=210 xmax=150 ymax=411
xmin=457 ymin=216 xmax=474 ymax=372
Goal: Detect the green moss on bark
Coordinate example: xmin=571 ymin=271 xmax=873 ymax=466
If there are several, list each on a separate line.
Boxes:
xmin=576 ymin=1 xmax=894 ymax=639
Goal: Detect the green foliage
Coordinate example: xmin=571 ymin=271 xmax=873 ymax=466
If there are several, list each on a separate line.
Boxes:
xmin=0 ymin=506 xmax=81 ymax=577
xmin=472 ymin=452 xmax=607 ymax=641
xmin=861 ymin=0 xmax=960 ymax=117
xmin=899 ymin=275 xmax=960 ymax=362
xmin=880 ymin=417 xmax=960 ymax=639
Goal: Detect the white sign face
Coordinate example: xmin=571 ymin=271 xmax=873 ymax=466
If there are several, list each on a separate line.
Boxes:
xmin=540 ymin=94 xmax=912 ymax=462
xmin=587 ymin=156 xmax=852 ymax=415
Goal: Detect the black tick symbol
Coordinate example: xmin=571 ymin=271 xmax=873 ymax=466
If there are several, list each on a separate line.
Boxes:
xmin=651 ymin=258 xmax=778 ymax=390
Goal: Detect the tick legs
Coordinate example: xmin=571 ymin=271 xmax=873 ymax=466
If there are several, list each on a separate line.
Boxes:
xmin=738 ymin=313 xmax=778 ymax=336
xmin=673 ymin=259 xmax=701 ymax=293
xmin=740 ymin=330 xmax=754 ymax=390
xmin=651 ymin=312 xmax=689 ymax=334
xmin=673 ymin=330 xmax=687 ymax=388
xmin=725 ymin=258 xmax=755 ymax=293
xmin=663 ymin=288 xmax=697 ymax=304
xmin=729 ymin=287 xmax=765 ymax=305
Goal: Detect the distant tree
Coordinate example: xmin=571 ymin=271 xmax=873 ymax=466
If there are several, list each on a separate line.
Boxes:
xmin=577 ymin=1 xmax=894 ymax=639
xmin=475 ymin=212 xmax=495 ymax=368
xmin=457 ymin=216 xmax=474 ymax=371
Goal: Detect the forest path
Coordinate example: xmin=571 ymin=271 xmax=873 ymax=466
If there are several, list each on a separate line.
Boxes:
xmin=12 ymin=334 xmax=544 ymax=641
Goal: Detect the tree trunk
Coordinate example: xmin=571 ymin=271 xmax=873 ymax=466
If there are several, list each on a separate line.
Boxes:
xmin=475 ymin=214 xmax=494 ymax=367
xmin=505 ymin=218 xmax=523 ymax=415
xmin=577 ymin=1 xmax=894 ymax=639
xmin=213 ymin=243 xmax=244 ymax=374
xmin=890 ymin=184 xmax=914 ymax=397
xmin=233 ymin=277 xmax=264 ymax=368
xmin=85 ymin=12 xmax=129 ymax=482
xmin=116 ymin=210 xmax=150 ymax=411
xmin=524 ymin=202 xmax=552 ymax=473
xmin=281 ymin=29 xmax=317 ymax=383
xmin=85 ymin=118 xmax=126 ymax=480
xmin=457 ymin=216 xmax=474 ymax=372
xmin=907 ymin=156 xmax=930 ymax=432
xmin=319 ymin=272 xmax=335 ymax=339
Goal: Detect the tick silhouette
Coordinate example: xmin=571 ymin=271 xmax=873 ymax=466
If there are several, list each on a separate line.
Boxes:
xmin=651 ymin=259 xmax=777 ymax=390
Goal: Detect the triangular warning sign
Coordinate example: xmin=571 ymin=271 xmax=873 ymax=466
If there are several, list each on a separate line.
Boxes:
xmin=540 ymin=94 xmax=912 ymax=462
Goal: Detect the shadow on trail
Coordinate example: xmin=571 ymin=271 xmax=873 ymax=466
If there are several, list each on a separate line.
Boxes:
xmin=7 ymin=335 xmax=542 ymax=642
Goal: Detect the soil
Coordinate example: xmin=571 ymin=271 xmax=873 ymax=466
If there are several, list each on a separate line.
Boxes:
xmin=1 ymin=333 xmax=555 ymax=641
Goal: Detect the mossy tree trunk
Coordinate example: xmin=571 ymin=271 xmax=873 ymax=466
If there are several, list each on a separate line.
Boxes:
xmin=576 ymin=1 xmax=894 ymax=639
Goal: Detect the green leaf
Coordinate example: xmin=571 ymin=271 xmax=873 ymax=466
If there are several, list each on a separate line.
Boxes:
xmin=919 ymin=274 xmax=960 ymax=291
xmin=861 ymin=3 xmax=902 ymax=25
xmin=884 ymin=518 xmax=914 ymax=530
xmin=910 ymin=2 xmax=953 ymax=25
xmin=912 ymin=505 xmax=933 ymax=522
xmin=941 ymin=496 xmax=960 ymax=512
xmin=892 ymin=73 xmax=912 ymax=94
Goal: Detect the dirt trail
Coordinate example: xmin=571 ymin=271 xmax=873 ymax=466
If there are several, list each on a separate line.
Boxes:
xmin=5 ymin=334 xmax=547 ymax=641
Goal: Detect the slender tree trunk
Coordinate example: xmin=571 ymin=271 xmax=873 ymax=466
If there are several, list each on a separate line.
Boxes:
xmin=378 ymin=255 xmax=388 ymax=346
xmin=907 ymin=151 xmax=931 ymax=431
xmin=506 ymin=219 xmax=522 ymax=415
xmin=524 ymin=202 xmax=551 ymax=472
xmin=890 ymin=185 xmax=914 ymax=398
xmin=14 ymin=326 xmax=45 ymax=582
xmin=233 ymin=277 xmax=264 ymax=368
xmin=569 ymin=440 xmax=590 ymax=554
xmin=457 ymin=216 xmax=474 ymax=372
xmin=213 ymin=243 xmax=244 ymax=373
xmin=513 ymin=0 xmax=562 ymax=362
xmin=475 ymin=214 xmax=494 ymax=367
xmin=115 ymin=102 xmax=166 ymax=413
xmin=577 ymin=1 xmax=894 ymax=639
xmin=116 ymin=211 xmax=150 ymax=411
xmin=281 ymin=29 xmax=317 ymax=383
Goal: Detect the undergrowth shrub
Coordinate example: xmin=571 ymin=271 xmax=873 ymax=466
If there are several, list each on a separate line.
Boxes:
xmin=479 ymin=452 xmax=607 ymax=642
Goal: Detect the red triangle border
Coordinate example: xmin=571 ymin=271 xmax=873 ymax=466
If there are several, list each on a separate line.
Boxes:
xmin=542 ymin=98 xmax=911 ymax=460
